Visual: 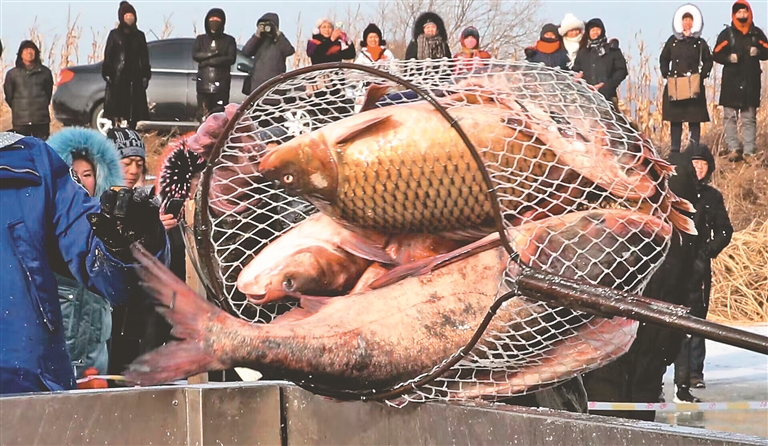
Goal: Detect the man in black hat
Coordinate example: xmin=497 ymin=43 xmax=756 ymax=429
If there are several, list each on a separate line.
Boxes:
xmin=193 ymin=8 xmax=237 ymax=120
xmin=3 ymin=40 xmax=53 ymax=139
xmin=241 ymin=13 xmax=295 ymax=95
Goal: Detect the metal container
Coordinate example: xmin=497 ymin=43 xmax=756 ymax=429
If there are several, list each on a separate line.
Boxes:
xmin=0 ymin=382 xmax=763 ymax=445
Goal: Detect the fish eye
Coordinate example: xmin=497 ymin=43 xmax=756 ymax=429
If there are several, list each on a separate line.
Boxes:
xmin=283 ymin=174 xmax=294 ymax=184
xmin=283 ymin=277 xmax=295 ymax=291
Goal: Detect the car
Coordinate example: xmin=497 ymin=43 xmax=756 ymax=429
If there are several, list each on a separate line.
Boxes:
xmin=52 ymin=38 xmax=254 ymax=135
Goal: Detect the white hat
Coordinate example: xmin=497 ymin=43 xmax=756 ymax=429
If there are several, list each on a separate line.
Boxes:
xmin=313 ymin=17 xmax=333 ymax=35
xmin=558 ymin=13 xmax=585 ymax=36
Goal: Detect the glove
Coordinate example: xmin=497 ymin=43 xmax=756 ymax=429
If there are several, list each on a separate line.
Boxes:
xmin=104 ymin=76 xmax=112 ymax=85
xmin=142 ymin=78 xmax=149 ymax=90
xmin=88 ymin=187 xmax=166 ymax=263
xmin=729 ymin=53 xmax=738 ymax=63
xmin=524 ymin=47 xmax=536 ymax=59
xmin=750 ymin=47 xmax=758 ymax=57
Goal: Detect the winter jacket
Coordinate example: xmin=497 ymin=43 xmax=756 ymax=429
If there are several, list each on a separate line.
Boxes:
xmin=0 ymin=133 xmax=145 ymax=395
xmin=660 ymin=34 xmax=713 ymax=123
xmin=525 ymin=41 xmax=570 ymax=70
xmin=3 ymin=45 xmax=53 ymax=128
xmin=686 ymin=143 xmax=733 ymax=281
xmin=307 ymin=33 xmax=356 ymax=65
xmin=47 ymin=127 xmax=124 ymax=377
xmin=242 ymin=13 xmax=295 ymax=95
xmin=712 ymin=0 xmax=768 ymax=109
xmin=573 ymin=20 xmax=628 ymax=101
xmin=102 ymin=23 xmax=151 ymax=121
xmin=405 ymin=12 xmax=451 ymax=61
xmin=193 ymin=8 xmax=237 ymax=95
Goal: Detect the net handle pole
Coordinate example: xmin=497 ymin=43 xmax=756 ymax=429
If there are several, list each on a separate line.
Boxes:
xmin=514 ymin=267 xmax=768 ymax=355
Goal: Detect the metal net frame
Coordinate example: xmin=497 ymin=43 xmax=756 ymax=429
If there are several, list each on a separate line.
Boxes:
xmin=193 ymin=59 xmax=678 ymax=405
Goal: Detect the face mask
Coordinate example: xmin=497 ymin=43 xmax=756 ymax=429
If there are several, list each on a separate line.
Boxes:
xmin=209 ymin=21 xmax=222 ymax=33
xmin=736 ymin=17 xmax=748 ymax=24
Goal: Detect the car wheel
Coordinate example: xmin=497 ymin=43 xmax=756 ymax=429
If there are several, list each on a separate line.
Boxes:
xmin=91 ymin=102 xmax=113 ymax=136
xmin=282 ymin=109 xmax=313 ymax=136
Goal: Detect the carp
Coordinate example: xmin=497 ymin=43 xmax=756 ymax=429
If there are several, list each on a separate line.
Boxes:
xmin=236 ymin=213 xmax=392 ymax=304
xmin=258 ymin=83 xmax=695 ymax=236
xmin=125 ymin=209 xmax=669 ymax=397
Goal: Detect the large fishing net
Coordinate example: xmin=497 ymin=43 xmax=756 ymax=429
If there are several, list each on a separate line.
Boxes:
xmin=193 ymin=59 xmax=682 ymax=405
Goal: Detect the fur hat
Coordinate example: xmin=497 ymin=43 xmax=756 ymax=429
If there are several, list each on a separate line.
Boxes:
xmin=118 ymin=1 xmax=136 ymax=22
xmin=47 ymin=127 xmax=124 ymax=197
xmin=558 ymin=13 xmax=584 ymax=36
xmin=673 ymin=4 xmax=704 ymax=39
xmin=107 ymin=128 xmax=146 ymax=160
xmin=313 ymin=17 xmax=333 ymax=35
xmin=361 ymin=23 xmax=385 ymax=47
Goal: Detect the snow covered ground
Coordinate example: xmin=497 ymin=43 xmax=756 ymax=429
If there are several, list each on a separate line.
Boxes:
xmin=657 ymin=324 xmax=768 ymax=438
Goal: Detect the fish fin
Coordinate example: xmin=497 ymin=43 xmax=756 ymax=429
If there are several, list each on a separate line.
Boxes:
xmin=368 ymin=258 xmax=434 ymax=289
xmin=338 ymin=231 xmax=395 ymax=264
xmin=668 ymin=208 xmax=698 ymax=236
xmin=359 ymin=84 xmax=391 ymax=112
xmin=299 ymin=294 xmax=333 ymax=313
xmin=333 ymin=114 xmax=392 ymax=146
xmin=124 ymin=243 xmax=231 ymax=385
xmin=436 ymin=226 xmax=495 ymax=242
xmin=671 ymin=194 xmax=696 ymax=213
xmin=270 ymin=307 xmax=314 ymax=325
xmin=370 ymin=233 xmax=503 ymax=289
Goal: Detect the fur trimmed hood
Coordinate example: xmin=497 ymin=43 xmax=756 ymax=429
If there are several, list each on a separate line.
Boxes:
xmin=47 ymin=127 xmax=124 ymax=197
xmin=673 ymin=3 xmax=704 ymax=39
xmin=412 ymin=12 xmax=449 ymax=41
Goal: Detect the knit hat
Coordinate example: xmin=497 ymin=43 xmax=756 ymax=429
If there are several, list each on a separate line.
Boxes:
xmin=313 ymin=17 xmax=332 ymax=35
xmin=732 ymin=2 xmax=748 ymax=14
xmin=558 ymin=13 xmax=584 ymax=36
xmin=118 ymin=1 xmax=136 ymax=21
xmin=361 ymin=23 xmax=385 ymax=47
xmin=107 ymin=128 xmax=146 ymax=160
xmin=585 ymin=18 xmax=606 ymax=37
xmin=540 ymin=23 xmax=560 ymax=41
xmin=461 ymin=26 xmax=480 ymax=41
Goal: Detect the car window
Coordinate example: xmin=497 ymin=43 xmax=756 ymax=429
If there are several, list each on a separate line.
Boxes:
xmin=148 ymin=40 xmax=195 ymax=71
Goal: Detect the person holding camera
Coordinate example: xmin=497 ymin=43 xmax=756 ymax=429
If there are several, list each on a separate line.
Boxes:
xmin=193 ymin=8 xmax=237 ymax=121
xmin=242 ymin=13 xmax=295 ymax=95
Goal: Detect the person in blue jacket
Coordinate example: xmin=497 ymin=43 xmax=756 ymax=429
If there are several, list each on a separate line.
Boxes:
xmin=0 ymin=130 xmax=168 ymax=395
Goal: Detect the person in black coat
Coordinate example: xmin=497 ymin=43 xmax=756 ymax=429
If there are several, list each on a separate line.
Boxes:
xmin=3 ymin=40 xmax=53 ymax=139
xmin=660 ymin=4 xmax=713 ymax=153
xmin=525 ymin=23 xmax=570 ymax=70
xmin=241 ymin=13 xmax=295 ymax=95
xmin=192 ymin=8 xmax=237 ymax=121
xmin=712 ymin=0 xmax=768 ymax=162
xmin=405 ymin=12 xmax=451 ymax=61
xmin=583 ymin=149 xmax=698 ymax=421
xmin=672 ymin=142 xmax=733 ymax=401
xmin=102 ymin=1 xmax=151 ymax=130
xmin=573 ymin=18 xmax=628 ymax=107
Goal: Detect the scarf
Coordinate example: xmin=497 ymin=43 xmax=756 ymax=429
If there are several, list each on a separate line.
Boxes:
xmin=366 ymin=46 xmax=384 ymax=62
xmin=416 ymin=34 xmax=447 ymax=59
xmin=563 ymin=35 xmax=581 ymax=64
xmin=535 ymin=40 xmax=561 ymax=54
xmin=587 ymin=36 xmax=608 ymax=57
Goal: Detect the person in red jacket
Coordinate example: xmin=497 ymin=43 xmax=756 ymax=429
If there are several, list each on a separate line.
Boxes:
xmin=453 ymin=26 xmax=491 ymax=75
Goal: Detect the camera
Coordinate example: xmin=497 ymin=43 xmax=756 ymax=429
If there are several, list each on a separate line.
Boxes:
xmin=258 ymin=21 xmax=276 ymax=37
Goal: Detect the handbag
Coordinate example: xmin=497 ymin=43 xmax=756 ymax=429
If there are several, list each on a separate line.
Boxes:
xmin=667 ymin=40 xmax=703 ymax=101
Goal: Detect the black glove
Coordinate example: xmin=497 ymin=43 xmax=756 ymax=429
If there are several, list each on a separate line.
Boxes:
xmin=88 ymin=187 xmax=165 ymax=263
xmin=524 ymin=47 xmax=536 ymax=59
xmin=104 ymin=75 xmax=112 ymax=85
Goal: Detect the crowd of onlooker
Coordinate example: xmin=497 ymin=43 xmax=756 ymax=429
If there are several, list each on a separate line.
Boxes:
xmin=0 ymin=0 xmax=764 ymax=421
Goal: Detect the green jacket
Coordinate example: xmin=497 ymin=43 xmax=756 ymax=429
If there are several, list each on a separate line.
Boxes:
xmin=56 ymin=274 xmax=112 ymax=377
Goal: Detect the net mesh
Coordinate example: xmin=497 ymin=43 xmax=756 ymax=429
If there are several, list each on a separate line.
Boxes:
xmin=194 ymin=59 xmax=680 ymax=404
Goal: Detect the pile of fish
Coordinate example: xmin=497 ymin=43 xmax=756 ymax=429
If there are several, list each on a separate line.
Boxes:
xmin=126 ymin=64 xmax=694 ymax=401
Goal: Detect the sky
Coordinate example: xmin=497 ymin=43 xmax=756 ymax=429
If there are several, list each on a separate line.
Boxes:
xmin=1 ymin=0 xmax=767 ymax=69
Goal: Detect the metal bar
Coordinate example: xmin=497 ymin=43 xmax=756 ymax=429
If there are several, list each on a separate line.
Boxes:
xmin=514 ymin=267 xmax=768 ymax=355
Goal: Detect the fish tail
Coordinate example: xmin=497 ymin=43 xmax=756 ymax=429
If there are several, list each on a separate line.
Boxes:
xmin=124 ymin=243 xmax=233 ymax=385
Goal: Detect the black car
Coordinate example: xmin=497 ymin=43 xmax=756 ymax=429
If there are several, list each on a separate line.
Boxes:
xmin=52 ymin=38 xmax=254 ymax=135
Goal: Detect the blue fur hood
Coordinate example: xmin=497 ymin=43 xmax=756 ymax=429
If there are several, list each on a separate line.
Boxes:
xmin=47 ymin=127 xmax=124 ymax=196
